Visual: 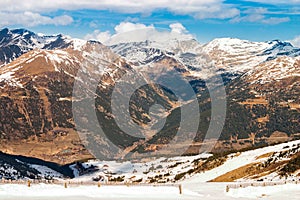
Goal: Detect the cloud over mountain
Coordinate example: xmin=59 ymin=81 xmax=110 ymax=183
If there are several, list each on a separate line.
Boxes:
xmin=84 ymin=22 xmax=194 ymax=45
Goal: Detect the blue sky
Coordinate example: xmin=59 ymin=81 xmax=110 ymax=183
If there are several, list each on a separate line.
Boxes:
xmin=1 ymin=0 xmax=300 ymax=45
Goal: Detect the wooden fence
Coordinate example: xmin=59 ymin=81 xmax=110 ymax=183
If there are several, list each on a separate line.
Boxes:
xmin=0 ymin=179 xmax=183 ymax=194
xmin=226 ymin=180 xmax=299 ymax=192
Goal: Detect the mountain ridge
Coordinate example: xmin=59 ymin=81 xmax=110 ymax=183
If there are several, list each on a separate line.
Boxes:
xmin=0 ymin=28 xmax=299 ymax=164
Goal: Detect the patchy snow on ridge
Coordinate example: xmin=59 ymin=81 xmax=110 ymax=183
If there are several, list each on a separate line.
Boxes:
xmin=245 ymin=56 xmax=300 ymax=84
xmin=0 ymin=65 xmax=24 ymax=87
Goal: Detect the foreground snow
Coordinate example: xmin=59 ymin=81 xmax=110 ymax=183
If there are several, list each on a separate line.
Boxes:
xmin=0 ymin=182 xmax=299 ymax=200
xmin=0 ymin=183 xmax=199 ymax=200
xmin=1 ymin=140 xmax=299 ymax=199
xmin=227 ymin=183 xmax=300 ymax=199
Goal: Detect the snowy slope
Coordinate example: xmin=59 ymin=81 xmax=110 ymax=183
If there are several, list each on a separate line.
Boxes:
xmin=65 ymin=140 xmax=300 ymax=185
xmin=0 ymin=155 xmax=65 ymax=180
xmin=244 ymin=56 xmax=300 ymax=84
xmin=183 ymin=140 xmax=300 ymax=183
xmin=69 ymin=153 xmax=212 ymax=183
xmin=0 ymin=141 xmax=299 ymax=199
xmin=202 ymin=38 xmax=300 ymax=73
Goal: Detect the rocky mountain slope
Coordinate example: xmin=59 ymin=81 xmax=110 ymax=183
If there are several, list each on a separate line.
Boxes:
xmin=0 ymin=29 xmax=182 ymax=163
xmin=111 ymin=34 xmax=299 ymax=149
xmin=0 ymin=28 xmax=299 ymax=165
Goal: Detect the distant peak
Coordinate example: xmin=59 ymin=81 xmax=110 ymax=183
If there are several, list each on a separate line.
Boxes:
xmin=0 ymin=28 xmax=9 ymax=33
xmin=208 ymin=37 xmax=252 ymax=44
xmin=267 ymin=39 xmax=293 ymax=47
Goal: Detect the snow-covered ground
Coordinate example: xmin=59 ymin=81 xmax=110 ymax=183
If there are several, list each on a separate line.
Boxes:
xmin=0 ymin=183 xmax=199 ymax=200
xmin=1 ymin=140 xmax=299 ymax=199
xmin=0 ymin=182 xmax=299 ymax=200
xmin=227 ymin=183 xmax=300 ymax=199
xmin=67 ymin=140 xmax=300 ymax=184
xmin=69 ymin=153 xmax=213 ymax=183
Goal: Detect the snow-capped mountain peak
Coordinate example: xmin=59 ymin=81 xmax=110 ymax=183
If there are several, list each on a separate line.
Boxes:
xmin=203 ymin=37 xmax=270 ymax=54
xmin=201 ymin=37 xmax=300 ymax=73
xmin=0 ymin=28 xmax=88 ymax=66
xmin=260 ymin=39 xmax=300 ymax=60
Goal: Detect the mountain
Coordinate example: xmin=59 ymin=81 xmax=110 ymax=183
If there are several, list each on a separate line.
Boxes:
xmin=202 ymin=38 xmax=300 ymax=72
xmin=0 ymin=30 xmax=182 ymax=162
xmin=110 ymin=35 xmax=300 ymax=153
xmin=0 ymin=28 xmax=85 ymax=66
xmin=111 ymin=37 xmax=300 ymax=87
xmin=0 ymin=28 xmax=299 ymax=166
xmin=261 ymin=40 xmax=300 ymax=60
xmin=111 ymin=39 xmax=214 ymax=80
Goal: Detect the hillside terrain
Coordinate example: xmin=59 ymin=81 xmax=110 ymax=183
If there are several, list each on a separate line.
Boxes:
xmin=0 ymin=28 xmax=299 ymax=169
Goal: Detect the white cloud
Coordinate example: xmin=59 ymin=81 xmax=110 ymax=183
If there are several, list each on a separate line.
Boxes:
xmin=194 ymin=7 xmax=240 ymax=19
xmin=290 ymin=35 xmax=300 ymax=47
xmin=84 ymin=30 xmax=112 ymax=43
xmin=89 ymin=21 xmax=98 ymax=28
xmin=231 ymin=14 xmax=264 ymax=23
xmin=84 ymin=22 xmax=194 ymax=45
xmin=169 ymin=23 xmax=188 ymax=34
xmin=261 ymin=17 xmax=290 ymax=24
xmin=246 ymin=14 xmax=265 ymax=22
xmin=114 ymin=22 xmax=154 ymax=34
xmin=244 ymin=7 xmax=268 ymax=14
xmin=232 ymin=15 xmax=290 ymax=24
xmin=0 ymin=11 xmax=73 ymax=27
xmin=0 ymin=0 xmax=240 ymax=20
xmin=230 ymin=7 xmax=290 ymax=24
xmin=242 ymin=0 xmax=300 ymax=4
xmin=83 ymin=22 xmax=155 ymax=44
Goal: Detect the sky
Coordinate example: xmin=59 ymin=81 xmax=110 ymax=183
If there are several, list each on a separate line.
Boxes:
xmin=1 ymin=0 xmax=300 ymax=46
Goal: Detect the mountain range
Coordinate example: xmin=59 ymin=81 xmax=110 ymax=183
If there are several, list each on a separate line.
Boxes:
xmin=0 ymin=28 xmax=299 ymax=166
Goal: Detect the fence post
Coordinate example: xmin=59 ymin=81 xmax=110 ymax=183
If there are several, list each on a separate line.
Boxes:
xmin=179 ymin=184 xmax=182 ymax=194
xmin=27 ymin=180 xmax=31 ymax=187
xmin=98 ymin=182 xmax=101 ymax=187
xmin=226 ymin=185 xmax=229 ymax=192
xmin=64 ymin=182 xmax=67 ymax=188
